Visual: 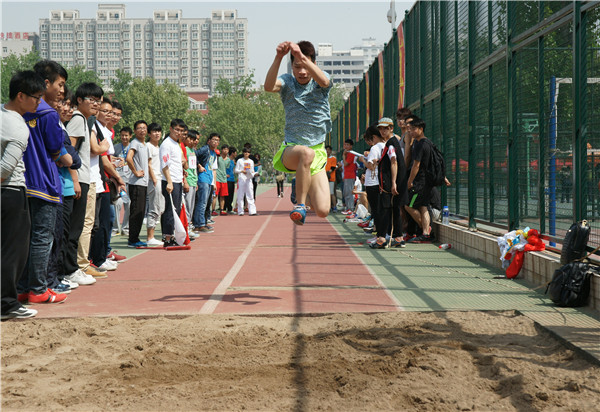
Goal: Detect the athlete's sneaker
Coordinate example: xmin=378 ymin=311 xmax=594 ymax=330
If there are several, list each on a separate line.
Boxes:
xmin=220 ymin=210 xmax=227 ymax=216
xmin=211 ymin=211 xmax=218 ymax=216
xmin=17 ymin=293 xmax=28 ymax=303
xmin=83 ymin=266 xmax=108 ymax=279
xmin=1 ymin=306 xmax=38 ymax=320
xmin=28 ymin=289 xmax=67 ymax=304
xmin=290 ymin=205 xmax=307 ymax=225
xmin=127 ymin=241 xmax=147 ymax=248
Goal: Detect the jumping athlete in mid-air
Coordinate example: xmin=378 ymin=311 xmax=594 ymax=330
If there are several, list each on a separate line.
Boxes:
xmin=264 ymin=40 xmax=333 ymax=225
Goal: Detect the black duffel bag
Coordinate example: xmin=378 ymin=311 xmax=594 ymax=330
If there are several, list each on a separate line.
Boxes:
xmin=560 ymin=220 xmax=590 ymax=265
xmin=546 ymin=262 xmax=596 ymax=307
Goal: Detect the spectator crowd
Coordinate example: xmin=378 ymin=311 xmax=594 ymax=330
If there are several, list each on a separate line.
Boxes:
xmin=1 ymin=61 xmax=261 ymax=320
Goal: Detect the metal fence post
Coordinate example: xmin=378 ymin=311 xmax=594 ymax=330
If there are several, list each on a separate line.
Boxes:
xmin=468 ymin=1 xmax=477 ymax=229
xmin=507 ymin=0 xmax=519 ymax=230
xmin=573 ymin=1 xmax=588 ymax=221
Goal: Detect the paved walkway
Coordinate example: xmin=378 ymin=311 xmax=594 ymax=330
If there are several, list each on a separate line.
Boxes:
xmin=35 ymin=185 xmax=600 ymax=365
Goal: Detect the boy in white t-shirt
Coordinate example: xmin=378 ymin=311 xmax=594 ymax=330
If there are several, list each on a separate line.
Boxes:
xmin=160 ymin=119 xmax=186 ymax=247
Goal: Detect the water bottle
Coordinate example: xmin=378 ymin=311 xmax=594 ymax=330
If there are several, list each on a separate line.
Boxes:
xmin=439 ymin=243 xmax=452 ymax=250
xmin=442 ymin=206 xmax=449 ymax=225
xmin=120 ymin=189 xmax=130 ymax=204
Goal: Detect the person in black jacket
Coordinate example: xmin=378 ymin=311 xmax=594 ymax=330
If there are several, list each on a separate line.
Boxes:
xmin=370 ymin=118 xmax=408 ymax=249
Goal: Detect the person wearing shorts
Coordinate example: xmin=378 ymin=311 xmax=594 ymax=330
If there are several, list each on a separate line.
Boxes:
xmin=265 ymin=40 xmax=333 ymax=225
xmin=325 ymin=145 xmax=338 ymax=212
xmin=405 ymin=116 xmax=433 ymax=243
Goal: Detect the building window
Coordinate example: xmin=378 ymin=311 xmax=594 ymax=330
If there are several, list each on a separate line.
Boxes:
xmin=237 ymin=32 xmax=244 ymax=39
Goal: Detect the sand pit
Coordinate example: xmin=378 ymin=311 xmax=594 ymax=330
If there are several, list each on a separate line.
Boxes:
xmin=2 ymin=311 xmax=599 ymax=411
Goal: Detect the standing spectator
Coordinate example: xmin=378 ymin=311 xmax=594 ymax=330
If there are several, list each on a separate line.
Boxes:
xmin=1 ymin=70 xmax=45 ymax=318
xmin=275 ymin=170 xmax=286 ymax=198
xmin=47 ymin=87 xmax=83 ymax=294
xmin=160 ymin=119 xmax=186 ymax=247
xmin=193 ymin=133 xmax=220 ymax=233
xmin=371 ymin=118 xmax=407 ymax=249
xmin=342 ymin=139 xmax=357 ymax=213
xmin=235 ymin=147 xmax=257 ymax=216
xmin=216 ymin=144 xmax=231 ymax=215
xmin=405 ymin=116 xmax=434 ymax=243
xmin=252 ymin=153 xmax=262 ymax=201
xmin=183 ymin=130 xmax=199 ymax=230
xmin=63 ymin=82 xmax=104 ymax=285
xmin=126 ymin=120 xmax=149 ymax=247
xmin=18 ymin=60 xmax=69 ymax=303
xmin=89 ymin=98 xmax=125 ymax=270
xmin=325 ymin=145 xmax=337 ymax=211
xmin=113 ymin=126 xmax=132 ymax=235
xmin=225 ymin=146 xmax=237 ymax=213
xmin=145 ymin=122 xmax=164 ymax=246
xmin=361 ymin=125 xmax=385 ymax=244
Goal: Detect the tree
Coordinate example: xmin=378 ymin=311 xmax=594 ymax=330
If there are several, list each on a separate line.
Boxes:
xmin=329 ymin=83 xmax=346 ymax=121
xmin=1 ymin=50 xmax=40 ymax=103
xmin=66 ymin=65 xmax=104 ymax=94
xmin=109 ymin=69 xmax=133 ymax=102
xmin=118 ymin=77 xmax=189 ymax=132
xmin=202 ymin=74 xmax=285 ymax=164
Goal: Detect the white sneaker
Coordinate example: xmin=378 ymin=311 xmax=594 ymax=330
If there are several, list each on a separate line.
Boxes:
xmin=98 ymin=260 xmax=118 ymax=271
xmin=367 ymin=236 xmax=378 ymax=244
xmin=61 ymin=279 xmax=79 ymax=289
xmin=146 ymin=237 xmax=163 ymax=246
xmin=65 ymin=269 xmax=96 ymax=286
xmin=188 ymin=231 xmax=199 ymax=239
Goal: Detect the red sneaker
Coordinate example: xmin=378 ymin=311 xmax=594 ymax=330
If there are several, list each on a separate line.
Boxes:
xmin=358 ymin=221 xmax=370 ymax=228
xmin=17 ymin=293 xmax=28 ymax=303
xmin=28 ymin=289 xmax=67 ymax=304
xmin=220 ymin=211 xmax=227 ymax=216
xmin=107 ymin=250 xmax=127 ymax=262
xmin=211 ymin=211 xmax=218 ymax=216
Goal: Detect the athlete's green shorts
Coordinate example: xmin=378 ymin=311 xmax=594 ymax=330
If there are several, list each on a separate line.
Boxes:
xmin=272 ymin=142 xmax=327 ymax=176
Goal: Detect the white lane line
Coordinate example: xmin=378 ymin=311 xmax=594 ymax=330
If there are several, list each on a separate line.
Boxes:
xmin=199 ymin=198 xmax=280 ymax=314
xmin=327 ymin=219 xmax=404 ymax=312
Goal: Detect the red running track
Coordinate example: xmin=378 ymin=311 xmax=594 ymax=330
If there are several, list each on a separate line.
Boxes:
xmin=36 ymin=188 xmax=400 ymax=318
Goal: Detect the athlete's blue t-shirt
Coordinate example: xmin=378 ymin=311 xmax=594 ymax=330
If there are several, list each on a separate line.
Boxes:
xmin=278 ymin=72 xmax=332 ymax=147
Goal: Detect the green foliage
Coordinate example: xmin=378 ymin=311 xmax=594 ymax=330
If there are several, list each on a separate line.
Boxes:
xmin=329 ymin=83 xmax=347 ymax=121
xmin=202 ymin=74 xmax=285 ymax=165
xmin=118 ymin=77 xmax=190 ymax=132
xmin=1 ymin=50 xmax=40 ymax=103
xmin=65 ymin=65 xmax=103 ymax=95
xmin=109 ymin=69 xmax=133 ymax=101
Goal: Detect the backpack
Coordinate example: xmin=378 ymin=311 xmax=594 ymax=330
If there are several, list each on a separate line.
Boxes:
xmin=425 ymin=140 xmax=446 ymax=187
xmin=560 ymin=220 xmax=590 ymax=265
xmin=546 ymin=262 xmax=596 ymax=307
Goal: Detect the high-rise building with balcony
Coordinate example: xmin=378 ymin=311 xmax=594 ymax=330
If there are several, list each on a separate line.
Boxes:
xmin=37 ymin=4 xmax=248 ymax=94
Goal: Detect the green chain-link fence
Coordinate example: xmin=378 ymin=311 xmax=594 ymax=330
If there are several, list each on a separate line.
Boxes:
xmin=327 ymin=0 xmax=600 ymax=248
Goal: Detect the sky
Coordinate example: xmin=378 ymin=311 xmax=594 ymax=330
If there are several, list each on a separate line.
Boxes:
xmin=1 ymin=0 xmax=415 ymax=84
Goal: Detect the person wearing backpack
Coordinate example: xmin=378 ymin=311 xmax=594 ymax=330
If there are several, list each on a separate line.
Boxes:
xmin=404 ymin=116 xmax=435 ymax=243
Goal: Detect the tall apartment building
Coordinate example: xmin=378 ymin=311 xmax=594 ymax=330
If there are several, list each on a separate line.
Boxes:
xmin=37 ymin=4 xmax=248 ymax=94
xmin=315 ymin=38 xmax=383 ymax=92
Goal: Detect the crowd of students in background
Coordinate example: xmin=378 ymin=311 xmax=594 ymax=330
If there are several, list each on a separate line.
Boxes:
xmin=1 ymin=60 xmax=262 ymax=320
xmin=329 ymin=108 xmax=450 ymax=249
